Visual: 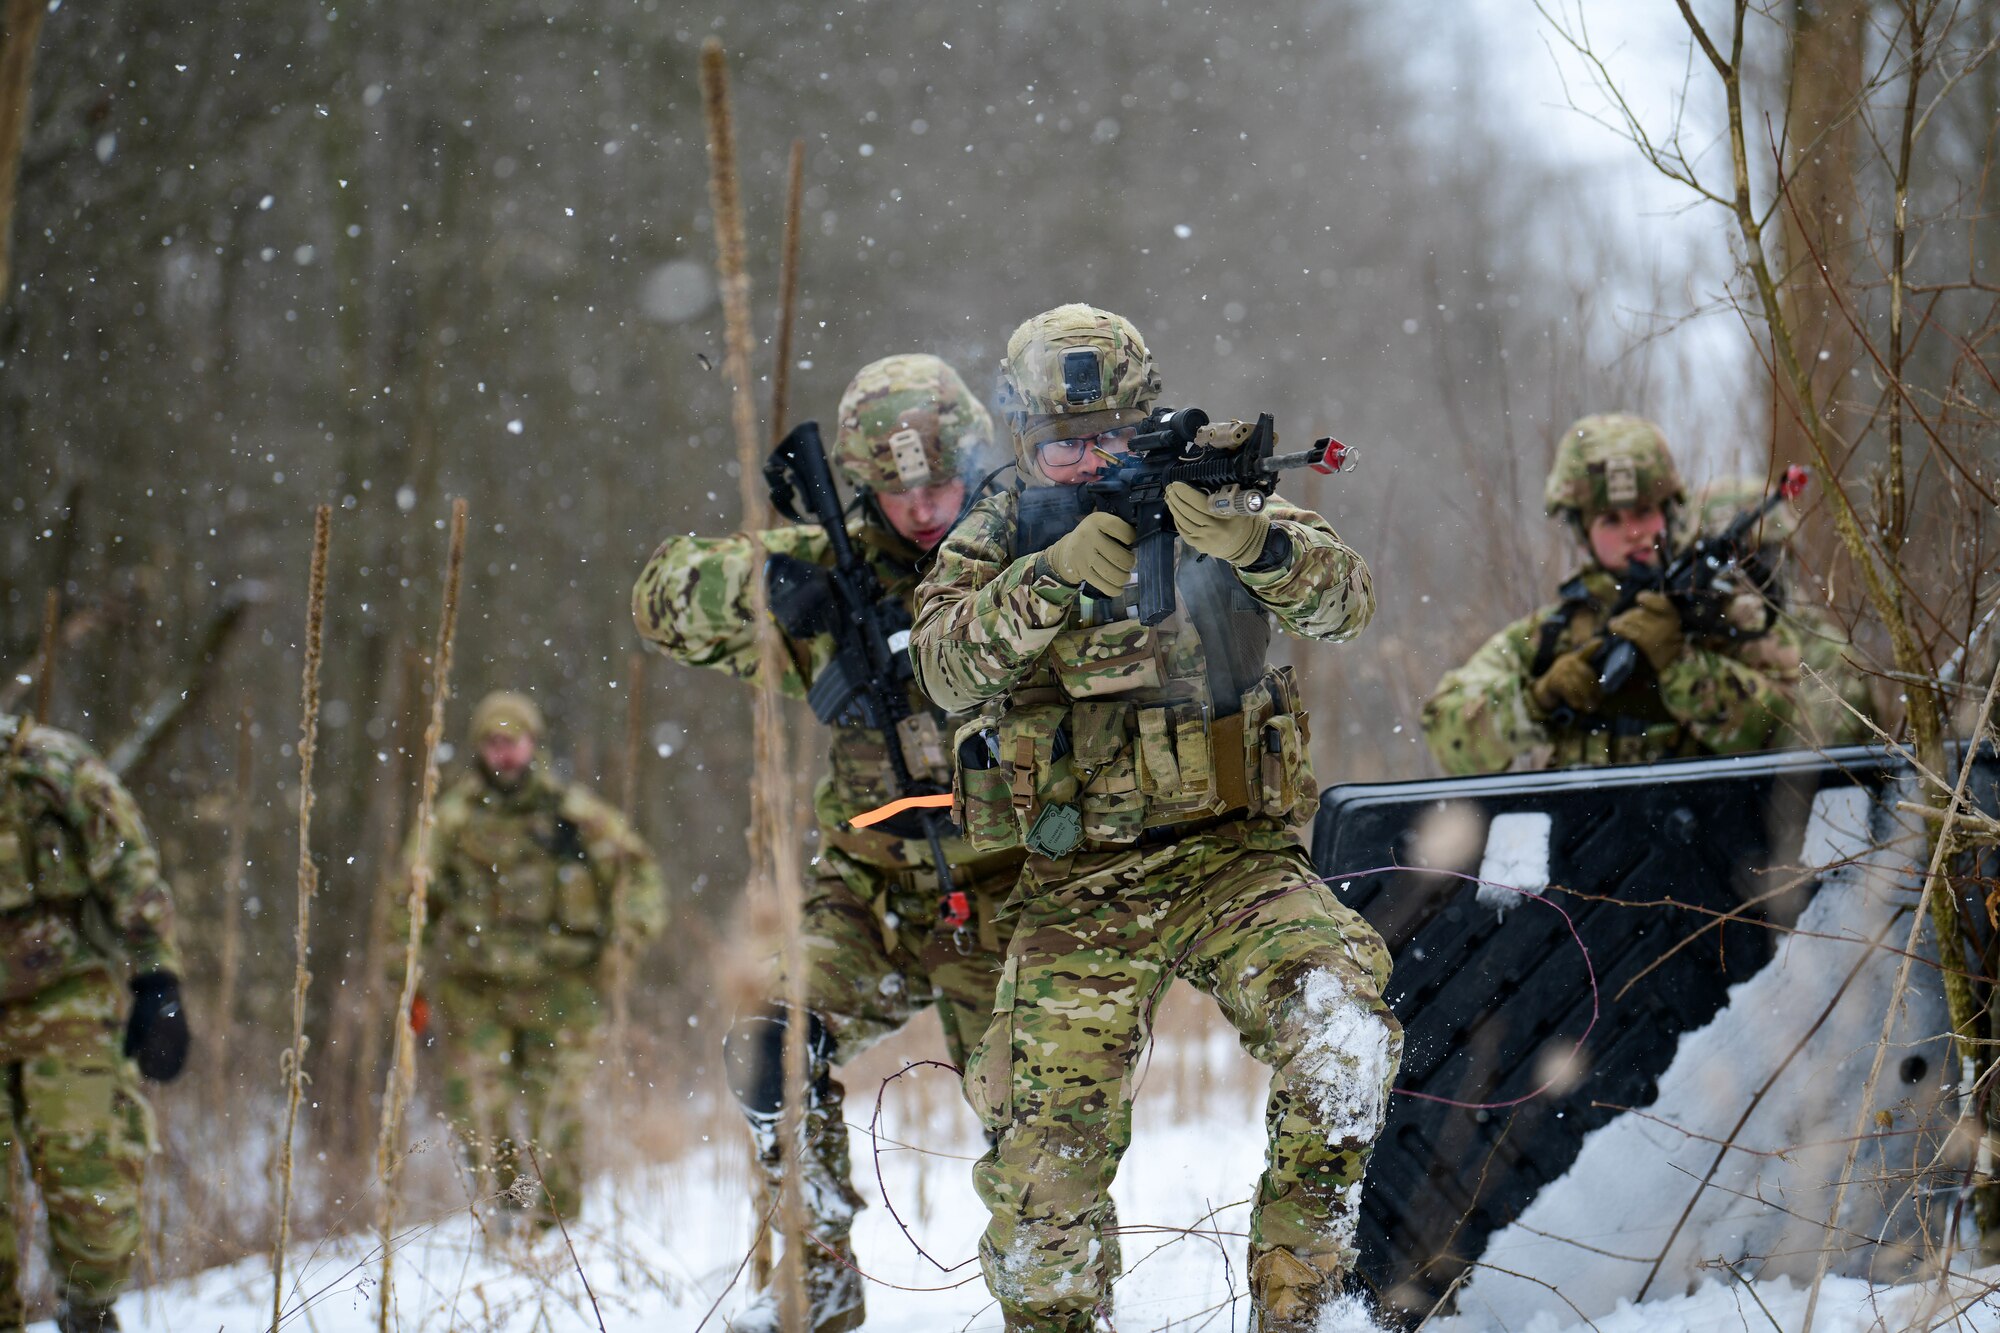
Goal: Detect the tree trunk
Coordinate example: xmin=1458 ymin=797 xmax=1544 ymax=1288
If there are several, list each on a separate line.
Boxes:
xmin=1775 ymin=0 xmax=1867 ymax=467
xmin=0 ymin=0 xmax=48 ymax=302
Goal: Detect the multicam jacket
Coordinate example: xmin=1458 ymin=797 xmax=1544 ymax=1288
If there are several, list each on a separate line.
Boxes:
xmin=909 ymin=489 xmax=1373 ymax=855
xmin=407 ymin=764 xmax=665 ymax=984
xmin=632 ymin=518 xmax=976 ymax=870
xmin=1420 ymin=567 xmax=1874 ymax=776
xmin=0 ymin=716 xmax=180 ymax=1003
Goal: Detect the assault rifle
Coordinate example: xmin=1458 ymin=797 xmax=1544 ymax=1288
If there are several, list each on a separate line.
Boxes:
xmin=1063 ymin=407 xmax=1353 ymax=626
xmin=1588 ymin=465 xmax=1811 ymax=700
xmin=761 ymin=421 xmax=960 ymax=894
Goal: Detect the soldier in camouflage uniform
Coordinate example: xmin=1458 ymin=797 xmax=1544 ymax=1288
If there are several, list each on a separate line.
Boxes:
xmin=632 ymin=353 xmax=1024 ymax=1333
xmin=0 ymin=715 xmax=187 ymax=1333
xmin=401 ymin=691 xmax=665 ymax=1228
xmin=909 ymin=306 xmax=1401 ymax=1332
xmin=1421 ymin=417 xmax=1873 ymax=775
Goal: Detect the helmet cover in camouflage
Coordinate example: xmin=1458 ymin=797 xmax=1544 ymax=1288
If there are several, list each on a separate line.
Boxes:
xmin=996 ymin=305 xmax=1162 ymax=469
xmin=833 ymin=354 xmax=995 ymax=494
xmin=467 ymin=691 xmax=545 ymax=747
xmin=1679 ymin=473 xmax=1798 ymax=547
xmin=1543 ymin=413 xmax=1686 ymax=521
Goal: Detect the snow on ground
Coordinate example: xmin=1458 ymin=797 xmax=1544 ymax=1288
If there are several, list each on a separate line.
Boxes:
xmin=101 ymin=1035 xmax=1283 ymax=1332
xmin=88 ymin=1045 xmax=2000 ymax=1333
xmin=71 ymin=780 xmax=1989 ymax=1331
xmin=94 ymin=1100 xmax=2000 ymax=1333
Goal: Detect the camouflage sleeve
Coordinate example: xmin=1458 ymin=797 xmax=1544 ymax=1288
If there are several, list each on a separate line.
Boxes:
xmin=1655 ymin=646 xmax=1792 ymax=753
xmin=911 ymin=491 xmax=1081 ymax=713
xmin=73 ymin=754 xmax=181 ymax=977
xmin=630 ymin=523 xmax=833 ymax=700
xmin=1420 ymin=612 xmax=1551 ymax=776
xmin=564 ymin=786 xmax=668 ymax=945
xmin=1234 ymin=494 xmax=1375 ymax=643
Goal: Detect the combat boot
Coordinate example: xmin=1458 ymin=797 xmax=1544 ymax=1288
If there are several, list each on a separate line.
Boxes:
xmin=54 ymin=1302 xmax=120 ymax=1333
xmin=725 ymin=1230 xmax=864 ymax=1333
xmin=1248 ymin=1246 xmax=1373 ymax=1332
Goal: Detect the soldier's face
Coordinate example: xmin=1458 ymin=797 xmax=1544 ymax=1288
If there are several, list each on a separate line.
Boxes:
xmin=478 ymin=731 xmax=536 ymax=782
xmin=876 ymin=479 xmax=966 ymax=551
xmin=1585 ymin=503 xmax=1668 ymax=573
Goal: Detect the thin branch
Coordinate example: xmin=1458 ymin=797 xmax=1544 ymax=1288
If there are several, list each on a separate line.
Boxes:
xmin=374 ymin=497 xmax=468 ymax=1333
xmin=271 ymin=504 xmax=330 ymax=1333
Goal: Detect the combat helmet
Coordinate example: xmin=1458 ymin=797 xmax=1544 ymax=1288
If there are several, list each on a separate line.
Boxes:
xmin=467 ymin=690 xmax=545 ymax=749
xmin=996 ymin=304 xmax=1162 ymax=480
xmin=832 ymin=354 xmax=994 ymax=494
xmin=1543 ymin=413 xmax=1686 ymax=522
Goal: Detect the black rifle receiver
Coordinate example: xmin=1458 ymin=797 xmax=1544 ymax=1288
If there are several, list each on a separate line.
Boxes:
xmin=1075 ymin=407 xmax=1351 ymax=626
xmin=761 ymin=421 xmax=959 ymax=889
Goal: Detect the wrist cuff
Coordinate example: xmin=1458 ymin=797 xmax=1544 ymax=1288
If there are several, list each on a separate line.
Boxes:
xmin=1242 ymin=527 xmax=1293 ymax=574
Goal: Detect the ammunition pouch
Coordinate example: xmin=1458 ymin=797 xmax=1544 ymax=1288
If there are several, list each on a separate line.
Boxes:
xmin=951 ymin=665 xmax=1317 ymax=855
xmin=0 ymin=807 xmax=90 ymax=915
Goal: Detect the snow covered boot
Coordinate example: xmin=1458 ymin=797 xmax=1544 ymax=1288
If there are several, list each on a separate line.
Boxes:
xmin=723 ymin=1005 xmax=867 ymax=1333
xmin=1248 ymin=1246 xmax=1365 ymax=1332
xmin=54 ymin=1302 xmax=120 ymax=1333
xmin=725 ymin=1231 xmax=865 ymax=1333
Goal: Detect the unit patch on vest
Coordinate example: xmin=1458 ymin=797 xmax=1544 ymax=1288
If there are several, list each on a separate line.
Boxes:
xmin=889 ymin=428 xmax=932 ymax=488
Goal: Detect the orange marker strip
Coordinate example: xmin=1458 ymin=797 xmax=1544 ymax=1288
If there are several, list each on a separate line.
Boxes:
xmin=849 ymin=792 xmax=955 ymax=829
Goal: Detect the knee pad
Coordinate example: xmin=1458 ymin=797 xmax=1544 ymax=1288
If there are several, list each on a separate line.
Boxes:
xmin=721 ymin=1004 xmax=834 ymax=1116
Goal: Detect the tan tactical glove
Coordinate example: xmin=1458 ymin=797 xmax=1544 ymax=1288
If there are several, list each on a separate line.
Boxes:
xmin=1531 ymin=649 xmax=1604 ymax=715
xmin=1046 ymin=511 xmax=1137 ymax=593
xmin=1606 ymin=591 xmax=1686 ymax=672
xmin=1166 ymin=481 xmax=1271 ymax=566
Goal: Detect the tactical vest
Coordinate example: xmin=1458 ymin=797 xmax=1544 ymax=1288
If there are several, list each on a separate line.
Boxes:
xmin=436 ymin=776 xmax=612 ymax=980
xmin=948 ymin=491 xmax=1318 ymax=859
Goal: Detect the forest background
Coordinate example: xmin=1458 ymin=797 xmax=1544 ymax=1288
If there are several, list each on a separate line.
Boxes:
xmin=1 ymin=0 xmax=1994 ymax=1310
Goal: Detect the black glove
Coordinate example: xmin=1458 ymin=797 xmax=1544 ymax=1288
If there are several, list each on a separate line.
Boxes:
xmin=124 ymin=972 xmax=190 ymax=1082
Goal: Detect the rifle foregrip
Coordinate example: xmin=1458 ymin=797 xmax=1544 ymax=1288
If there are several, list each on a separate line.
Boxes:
xmin=1136 ymin=529 xmax=1178 ymax=627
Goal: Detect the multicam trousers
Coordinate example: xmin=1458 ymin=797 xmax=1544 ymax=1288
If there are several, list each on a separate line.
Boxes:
xmin=739 ymin=844 xmax=1019 ymax=1290
xmin=0 ymin=970 xmax=153 ymax=1326
xmin=436 ymin=971 xmax=601 ymax=1223
xmin=964 ymin=832 xmax=1401 ymax=1331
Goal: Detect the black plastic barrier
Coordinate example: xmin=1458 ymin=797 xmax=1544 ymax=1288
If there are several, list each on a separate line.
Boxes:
xmin=1309 ymin=743 xmax=1998 ymax=1315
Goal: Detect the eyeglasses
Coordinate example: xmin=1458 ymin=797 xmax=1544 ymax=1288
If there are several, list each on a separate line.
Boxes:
xmin=1035 ymin=425 xmax=1141 ymax=469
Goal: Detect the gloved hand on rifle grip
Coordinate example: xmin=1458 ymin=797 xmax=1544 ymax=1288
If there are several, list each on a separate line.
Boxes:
xmin=1530 ymin=649 xmax=1604 ymax=716
xmin=1046 ymin=512 xmax=1137 ymax=595
xmin=1606 ymin=591 xmax=1686 ymax=673
xmin=1166 ymin=482 xmax=1271 ymax=567
xmin=124 ymin=972 xmax=189 ymax=1083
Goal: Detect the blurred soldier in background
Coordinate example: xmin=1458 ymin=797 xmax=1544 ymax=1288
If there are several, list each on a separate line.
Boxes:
xmin=909 ymin=305 xmax=1401 ymax=1332
xmin=1422 ymin=416 xmax=1873 ymax=775
xmin=633 ymin=353 xmax=1022 ymax=1333
xmin=0 ymin=714 xmax=188 ymax=1333
xmin=400 ymin=691 xmax=664 ymax=1230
